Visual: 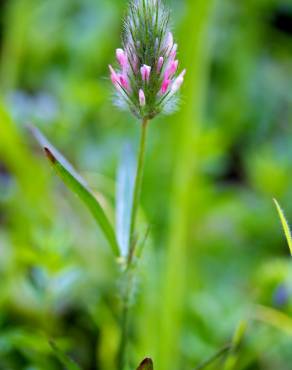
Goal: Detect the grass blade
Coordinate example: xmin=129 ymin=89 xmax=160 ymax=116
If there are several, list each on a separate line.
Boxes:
xmin=253 ymin=304 xmax=292 ymax=336
xmin=49 ymin=340 xmax=82 ymax=370
xmin=136 ymin=358 xmax=154 ymax=370
xmin=116 ymin=143 xmax=135 ymax=257
xmin=194 ymin=345 xmax=230 ymax=370
xmin=223 ymin=320 xmax=247 ymax=370
xmin=273 ymin=198 xmax=292 ymax=256
xmin=31 ymin=126 xmax=120 ymax=257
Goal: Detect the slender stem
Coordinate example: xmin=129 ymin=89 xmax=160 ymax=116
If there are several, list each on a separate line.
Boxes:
xmin=117 ymin=271 xmax=132 ymax=370
xmin=127 ymin=117 xmax=149 ymax=267
xmin=117 ymin=118 xmax=149 ymax=370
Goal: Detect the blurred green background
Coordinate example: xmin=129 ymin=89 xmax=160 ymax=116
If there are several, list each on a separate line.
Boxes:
xmin=0 ymin=0 xmax=292 ymax=369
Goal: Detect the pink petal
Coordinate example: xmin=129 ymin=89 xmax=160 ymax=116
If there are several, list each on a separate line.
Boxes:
xmin=116 ymin=49 xmax=128 ymax=70
xmin=139 ymin=89 xmax=146 ymax=107
xmin=164 ymin=60 xmax=178 ymax=80
xmin=140 ymin=64 xmax=151 ymax=82
xmin=119 ymin=74 xmax=130 ymax=91
xmin=161 ymin=78 xmax=171 ymax=94
xmin=157 ymin=57 xmax=164 ymax=73
xmin=109 ymin=65 xmax=119 ymax=86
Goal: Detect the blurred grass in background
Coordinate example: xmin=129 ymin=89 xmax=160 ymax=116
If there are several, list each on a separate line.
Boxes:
xmin=0 ymin=0 xmax=292 ymax=369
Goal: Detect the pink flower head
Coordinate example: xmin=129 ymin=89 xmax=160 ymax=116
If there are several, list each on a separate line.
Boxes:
xmin=171 ymin=69 xmax=186 ymax=94
xmin=139 ymin=89 xmax=146 ymax=107
xmin=109 ymin=0 xmax=186 ymax=120
xmin=157 ymin=57 xmax=164 ymax=73
xmin=116 ymin=48 xmax=128 ymax=70
xmin=140 ymin=64 xmax=151 ymax=82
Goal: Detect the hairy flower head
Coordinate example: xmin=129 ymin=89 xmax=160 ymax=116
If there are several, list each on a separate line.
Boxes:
xmin=109 ymin=0 xmax=186 ymax=120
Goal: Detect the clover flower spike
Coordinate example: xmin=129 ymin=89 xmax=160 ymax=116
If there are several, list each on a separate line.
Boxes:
xmin=109 ymin=0 xmax=186 ymax=120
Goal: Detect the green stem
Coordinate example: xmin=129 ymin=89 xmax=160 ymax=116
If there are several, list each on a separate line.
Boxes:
xmin=127 ymin=117 xmax=149 ymax=267
xmin=117 ymin=271 xmax=132 ymax=370
xmin=117 ymin=118 xmax=149 ymax=370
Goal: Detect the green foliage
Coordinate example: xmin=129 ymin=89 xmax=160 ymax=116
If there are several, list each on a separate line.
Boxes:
xmin=49 ymin=340 xmax=81 ymax=370
xmin=31 ymin=126 xmax=120 ymax=257
xmin=0 ymin=0 xmax=292 ymax=369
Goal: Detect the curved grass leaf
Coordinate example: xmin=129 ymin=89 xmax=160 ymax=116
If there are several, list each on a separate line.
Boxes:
xmin=30 ymin=126 xmax=120 ymax=257
xmin=254 ymin=304 xmax=292 ymax=336
xmin=136 ymin=358 xmax=153 ymax=370
xmin=116 ymin=143 xmax=135 ymax=256
xmin=274 ymin=198 xmax=292 ymax=256
xmin=49 ymin=340 xmax=82 ymax=370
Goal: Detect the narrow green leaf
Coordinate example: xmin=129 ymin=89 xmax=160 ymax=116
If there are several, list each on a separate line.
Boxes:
xmin=30 ymin=126 xmax=120 ymax=257
xmin=194 ymin=345 xmax=230 ymax=370
xmin=136 ymin=358 xmax=153 ymax=370
xmin=49 ymin=340 xmax=82 ymax=370
xmin=274 ymin=198 xmax=292 ymax=256
xmin=116 ymin=143 xmax=135 ymax=256
xmin=223 ymin=320 xmax=247 ymax=370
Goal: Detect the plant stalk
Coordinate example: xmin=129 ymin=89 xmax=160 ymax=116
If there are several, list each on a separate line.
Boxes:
xmin=118 ymin=117 xmax=149 ymax=370
xmin=117 ymin=271 xmax=132 ymax=370
xmin=127 ymin=117 xmax=149 ymax=267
